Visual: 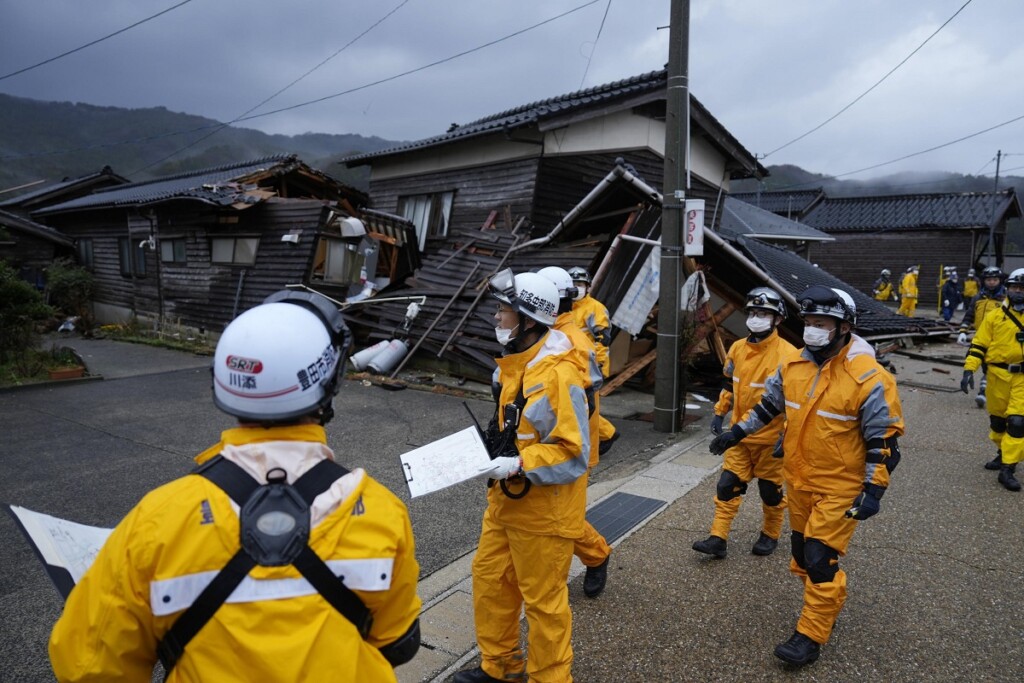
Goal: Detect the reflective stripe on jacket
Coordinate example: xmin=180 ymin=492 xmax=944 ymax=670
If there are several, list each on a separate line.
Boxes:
xmin=713 ymin=330 xmax=797 ymax=447
xmin=553 ymin=312 xmax=602 ymax=466
xmin=49 ymin=424 xmax=421 ymax=682
xmin=965 ymin=303 xmax=1024 ymax=373
xmin=572 ymin=295 xmax=611 ymax=376
xmin=735 ymin=335 xmax=904 ymax=497
xmin=490 ymin=329 xmax=590 ymax=537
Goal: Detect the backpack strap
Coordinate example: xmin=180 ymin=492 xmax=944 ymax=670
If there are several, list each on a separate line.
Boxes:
xmin=158 ymin=455 xmax=367 ymax=678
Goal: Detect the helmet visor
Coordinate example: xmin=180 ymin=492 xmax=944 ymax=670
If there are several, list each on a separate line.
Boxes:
xmin=489 ymin=268 xmax=516 ymax=304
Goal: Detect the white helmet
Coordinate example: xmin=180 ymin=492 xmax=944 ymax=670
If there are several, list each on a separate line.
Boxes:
xmin=536 ymin=266 xmax=578 ymax=301
xmin=797 ymin=285 xmax=856 ymax=325
xmin=489 ymin=268 xmax=559 ymax=326
xmin=212 ymin=290 xmax=351 ymax=424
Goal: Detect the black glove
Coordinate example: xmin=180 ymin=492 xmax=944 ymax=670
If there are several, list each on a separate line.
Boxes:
xmin=772 ymin=434 xmax=784 ymax=459
xmin=960 ymin=370 xmax=974 ymax=394
xmin=710 ymin=414 xmax=724 ymax=436
xmin=845 ymin=485 xmax=884 ymax=520
xmin=709 ymin=426 xmax=745 ymax=455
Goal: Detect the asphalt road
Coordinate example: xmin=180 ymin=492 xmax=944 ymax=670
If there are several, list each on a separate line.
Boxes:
xmin=0 ymin=338 xmax=676 ymax=682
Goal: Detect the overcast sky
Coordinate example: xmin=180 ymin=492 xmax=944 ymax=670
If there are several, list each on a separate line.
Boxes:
xmin=1 ymin=0 xmax=1021 ymax=180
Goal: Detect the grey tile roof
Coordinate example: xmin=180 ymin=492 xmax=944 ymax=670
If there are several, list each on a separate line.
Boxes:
xmin=801 ymin=189 xmax=1021 ymax=231
xmin=343 ymin=69 xmax=761 ymax=177
xmin=0 ymin=166 xmax=130 ymax=209
xmin=35 ymin=155 xmax=302 ymax=215
xmin=0 ymin=208 xmax=74 ymax=247
xmin=730 ymin=189 xmax=825 ymax=217
xmin=720 ymin=196 xmax=833 ymax=242
xmin=737 ymin=236 xmax=950 ymax=336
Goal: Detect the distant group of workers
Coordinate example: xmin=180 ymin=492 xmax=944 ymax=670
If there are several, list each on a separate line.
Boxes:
xmin=872 ymin=264 xmax=987 ymax=322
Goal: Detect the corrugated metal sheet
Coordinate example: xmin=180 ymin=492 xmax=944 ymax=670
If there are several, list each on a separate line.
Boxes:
xmin=720 ymin=197 xmax=833 ymax=242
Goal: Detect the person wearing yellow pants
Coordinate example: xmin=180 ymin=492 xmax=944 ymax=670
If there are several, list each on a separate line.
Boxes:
xmin=897 ymin=265 xmax=919 ymax=316
xmin=711 ymin=285 xmax=904 ymax=667
xmin=693 ymin=287 xmax=795 ymax=559
xmin=455 ymin=270 xmax=590 ymax=683
xmin=539 ymin=267 xmax=613 ymax=597
xmin=568 ymin=266 xmax=619 ymax=454
xmin=957 ymin=266 xmax=1006 ymax=414
xmin=960 ymin=268 xmax=1024 ymax=491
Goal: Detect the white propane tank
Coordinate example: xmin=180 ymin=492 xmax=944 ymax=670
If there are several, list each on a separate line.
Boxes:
xmin=367 ymin=339 xmax=409 ymax=375
xmin=349 ymin=340 xmax=391 ymax=371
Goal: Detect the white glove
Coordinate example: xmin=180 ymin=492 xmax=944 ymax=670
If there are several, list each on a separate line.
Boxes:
xmin=957 ymin=303 xmax=964 ymax=310
xmin=893 ymin=295 xmax=899 ymax=302
xmin=943 ymin=300 xmax=950 ymax=307
xmin=957 ymin=332 xmax=968 ymax=345
xmin=477 ymin=456 xmax=522 ymax=480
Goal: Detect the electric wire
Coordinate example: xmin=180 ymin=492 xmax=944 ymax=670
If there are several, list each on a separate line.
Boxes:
xmin=578 ymin=0 xmax=613 ymax=89
xmin=0 ymin=0 xmax=600 ymax=162
xmin=768 ymin=111 xmax=1024 ymax=191
xmin=762 ymin=0 xmax=974 ymax=159
xmin=129 ymin=0 xmax=413 ymax=175
xmin=0 ymin=0 xmax=195 ymax=82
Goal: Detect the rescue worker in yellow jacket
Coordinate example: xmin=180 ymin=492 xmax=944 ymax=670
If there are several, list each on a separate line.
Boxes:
xmin=568 ymin=266 xmax=619 ymax=454
xmin=960 ymin=268 xmax=1024 ymax=492
xmin=454 ymin=270 xmax=591 ymax=683
xmin=693 ymin=287 xmax=796 ymax=559
xmin=897 ymin=265 xmax=919 ymax=317
xmin=49 ymin=291 xmax=422 ymax=682
xmin=963 ymin=268 xmax=980 ymax=300
xmin=871 ymin=269 xmax=896 ymax=302
xmin=710 ymin=285 xmax=904 ymax=667
xmin=958 ymin=266 xmax=1006 ymax=413
xmin=539 ymin=266 xmax=612 ymax=598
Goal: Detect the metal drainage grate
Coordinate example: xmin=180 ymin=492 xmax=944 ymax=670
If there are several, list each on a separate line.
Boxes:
xmin=586 ymin=491 xmax=666 ymax=545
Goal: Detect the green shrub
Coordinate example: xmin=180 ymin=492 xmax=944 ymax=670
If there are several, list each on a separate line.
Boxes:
xmin=0 ymin=260 xmax=53 ymax=363
xmin=45 ymin=257 xmax=95 ymax=334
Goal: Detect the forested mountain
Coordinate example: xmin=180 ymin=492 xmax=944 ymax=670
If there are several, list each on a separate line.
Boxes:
xmin=0 ymin=93 xmax=403 ymax=193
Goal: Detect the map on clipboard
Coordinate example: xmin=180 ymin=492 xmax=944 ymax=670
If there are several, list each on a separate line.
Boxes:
xmin=399 ymin=425 xmax=492 ymax=498
xmin=5 ymin=504 xmax=113 ymax=600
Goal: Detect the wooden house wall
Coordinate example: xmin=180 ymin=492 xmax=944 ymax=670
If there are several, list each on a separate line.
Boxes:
xmin=533 ymin=151 xmax=725 ymax=234
xmin=807 ymin=229 xmax=975 ymax=307
xmin=367 ymin=157 xmax=541 ymax=246
xmin=0 ymin=232 xmax=72 ymax=288
xmin=49 ymin=199 xmax=328 ymax=332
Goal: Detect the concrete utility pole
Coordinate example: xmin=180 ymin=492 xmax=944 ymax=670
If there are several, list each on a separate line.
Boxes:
xmin=987 ymin=149 xmax=1002 ymax=266
xmin=654 ymin=0 xmax=689 ymax=433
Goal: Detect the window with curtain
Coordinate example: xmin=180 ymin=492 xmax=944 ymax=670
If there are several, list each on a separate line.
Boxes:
xmin=210 ymin=236 xmax=259 ymax=265
xmin=117 ymin=237 xmax=147 ymax=277
xmin=397 ymin=190 xmax=454 ymax=251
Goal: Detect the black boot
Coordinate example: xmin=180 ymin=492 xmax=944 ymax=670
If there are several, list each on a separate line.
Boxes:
xmin=583 ymin=554 xmax=610 ymax=598
xmin=751 ymin=532 xmax=778 ymax=556
xmin=773 ymin=631 xmax=821 ymax=666
xmin=984 ymin=450 xmax=1002 ymax=471
xmin=598 ymin=431 xmax=620 ymax=455
xmin=692 ymin=535 xmax=727 ymax=558
xmin=998 ymin=464 xmax=1022 ymax=492
xmin=452 ymin=667 xmax=507 ymax=683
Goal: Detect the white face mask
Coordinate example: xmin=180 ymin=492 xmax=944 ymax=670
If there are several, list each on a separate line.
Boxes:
xmin=746 ymin=314 xmax=773 ymax=335
xmin=573 ymin=284 xmax=587 ymax=301
xmin=494 ymin=324 xmax=518 ymax=346
xmin=803 ymin=325 xmax=833 ymax=350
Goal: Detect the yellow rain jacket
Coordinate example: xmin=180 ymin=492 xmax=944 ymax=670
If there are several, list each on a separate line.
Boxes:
xmin=735 ymin=336 xmax=905 ymax=499
xmin=872 ymin=278 xmax=894 ymax=301
xmin=959 ymin=287 xmax=1006 ymax=334
xmin=490 ymin=328 xmax=591 ymax=538
xmin=713 ymin=329 xmax=797 ymax=447
xmin=552 ymin=311 xmax=603 ymax=466
xmin=572 ymin=294 xmax=612 ymax=376
xmin=965 ymin=303 xmax=1024 ymax=374
xmin=50 ymin=425 xmax=421 ymax=683
xmin=963 ymin=276 xmax=980 ymax=300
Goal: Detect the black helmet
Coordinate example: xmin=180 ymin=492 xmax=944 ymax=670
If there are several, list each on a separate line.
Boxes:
xmin=982 ymin=266 xmax=1004 ymax=280
xmin=797 ymin=285 xmax=856 ymax=325
xmin=745 ymin=286 xmax=787 ymax=318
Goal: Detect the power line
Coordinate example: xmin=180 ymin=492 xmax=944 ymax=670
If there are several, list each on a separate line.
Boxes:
xmin=769 ymin=112 xmax=1024 ymax=191
xmin=130 ymin=0 xmax=413 ymax=175
xmin=579 ymin=0 xmax=614 ymax=89
xmin=1 ymin=0 xmax=600 ymax=162
xmin=0 ymin=0 xmax=195 ymax=82
xmin=763 ymin=0 xmax=974 ymax=159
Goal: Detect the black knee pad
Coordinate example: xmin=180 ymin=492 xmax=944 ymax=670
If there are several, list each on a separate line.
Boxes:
xmin=990 ymin=415 xmax=1007 ymax=433
xmin=716 ymin=470 xmax=748 ymax=501
xmin=757 ymin=478 xmax=784 ymax=507
xmin=790 ymin=531 xmax=806 ymax=570
xmin=804 ymin=539 xmax=839 ymax=584
xmin=1007 ymin=415 xmax=1024 ymax=438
